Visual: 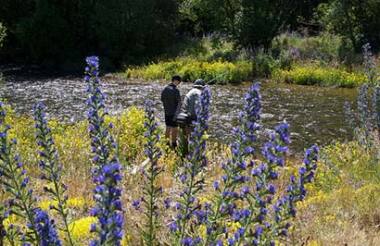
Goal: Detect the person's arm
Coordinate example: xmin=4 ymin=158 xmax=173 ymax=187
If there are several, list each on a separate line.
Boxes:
xmin=174 ymin=89 xmax=181 ymax=117
xmin=161 ymin=88 xmax=166 ymax=102
xmin=182 ymin=93 xmax=190 ymax=114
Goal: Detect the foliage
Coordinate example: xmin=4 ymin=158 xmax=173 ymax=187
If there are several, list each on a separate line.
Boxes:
xmin=126 ymin=58 xmax=252 ymax=84
xmin=252 ymin=50 xmax=278 ymax=78
xmin=271 ymin=32 xmax=344 ymax=64
xmin=0 ymin=22 xmax=5 ymax=48
xmin=178 ymin=0 xmax=326 ymax=49
xmin=345 ymin=84 xmax=380 ymax=150
xmin=318 ymin=0 xmax=380 ymax=52
xmin=177 ymin=0 xmax=241 ymax=36
xmin=295 ymin=141 xmax=380 ymax=244
xmin=0 ymin=107 xmax=145 ymax=244
xmin=4 ymin=0 xmax=378 ymax=67
xmin=344 ymin=45 xmax=380 ymax=150
xmin=178 ymin=36 xmax=250 ymax=63
xmin=274 ymin=65 xmax=367 ymax=87
xmin=0 ymin=0 xmax=178 ymax=66
xmin=236 ymin=0 xmax=294 ymax=49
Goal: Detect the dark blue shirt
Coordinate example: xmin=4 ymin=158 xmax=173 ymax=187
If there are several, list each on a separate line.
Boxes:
xmin=161 ymin=83 xmax=181 ymax=116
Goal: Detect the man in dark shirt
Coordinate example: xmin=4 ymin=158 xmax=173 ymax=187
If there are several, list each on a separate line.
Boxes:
xmin=161 ymin=75 xmax=182 ymax=148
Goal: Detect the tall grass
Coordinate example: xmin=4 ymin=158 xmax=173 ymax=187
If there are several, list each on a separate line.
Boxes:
xmin=126 ymin=58 xmax=253 ymax=84
xmin=273 ymin=65 xmax=367 ymax=87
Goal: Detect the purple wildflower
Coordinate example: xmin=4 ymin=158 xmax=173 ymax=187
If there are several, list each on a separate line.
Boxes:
xmin=33 ymin=209 xmax=61 ymax=246
xmin=33 ymin=102 xmax=73 ymax=245
xmin=85 ymin=56 xmax=123 ymax=246
xmin=173 ymin=86 xmax=212 ymax=243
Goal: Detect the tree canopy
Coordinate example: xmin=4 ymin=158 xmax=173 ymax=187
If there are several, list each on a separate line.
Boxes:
xmin=0 ymin=0 xmax=378 ymax=68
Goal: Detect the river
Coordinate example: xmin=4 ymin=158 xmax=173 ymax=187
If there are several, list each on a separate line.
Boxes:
xmin=0 ymin=74 xmax=357 ymax=155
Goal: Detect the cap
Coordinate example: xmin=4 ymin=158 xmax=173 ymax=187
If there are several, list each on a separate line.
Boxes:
xmin=194 ymin=79 xmax=205 ymax=86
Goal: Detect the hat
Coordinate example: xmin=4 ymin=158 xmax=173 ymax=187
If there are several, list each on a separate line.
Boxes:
xmin=193 ymin=79 xmax=205 ymax=87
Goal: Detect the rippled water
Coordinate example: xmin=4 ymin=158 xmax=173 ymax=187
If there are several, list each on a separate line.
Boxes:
xmin=0 ymin=74 xmax=357 ymax=154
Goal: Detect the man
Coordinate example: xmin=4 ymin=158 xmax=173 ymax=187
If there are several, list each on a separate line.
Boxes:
xmin=182 ymin=78 xmax=205 ymax=124
xmin=161 ymin=75 xmax=182 ymax=148
xmin=180 ymin=78 xmax=206 ymax=147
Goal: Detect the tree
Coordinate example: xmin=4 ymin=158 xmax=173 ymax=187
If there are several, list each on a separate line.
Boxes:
xmin=319 ymin=0 xmax=380 ymax=52
xmin=0 ymin=23 xmax=6 ymax=48
xmin=236 ymin=0 xmax=296 ymax=49
xmin=0 ymin=0 xmax=179 ymax=67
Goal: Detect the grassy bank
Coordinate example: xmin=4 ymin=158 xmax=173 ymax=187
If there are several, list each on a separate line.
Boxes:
xmin=123 ymin=34 xmax=379 ymax=87
xmin=273 ymin=65 xmax=368 ymax=88
xmin=126 ymin=58 xmax=252 ymax=84
xmin=296 ymin=141 xmax=380 ymax=244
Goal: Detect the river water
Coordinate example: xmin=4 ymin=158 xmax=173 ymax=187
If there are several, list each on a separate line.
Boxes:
xmin=0 ymin=74 xmax=357 ymax=154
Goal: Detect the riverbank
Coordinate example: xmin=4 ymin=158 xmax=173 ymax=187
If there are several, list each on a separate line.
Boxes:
xmin=125 ymin=60 xmax=373 ymax=88
xmin=124 ymin=34 xmax=379 ymax=87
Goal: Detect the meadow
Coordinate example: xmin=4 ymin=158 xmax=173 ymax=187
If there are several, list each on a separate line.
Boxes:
xmin=0 ymin=57 xmax=379 ymax=246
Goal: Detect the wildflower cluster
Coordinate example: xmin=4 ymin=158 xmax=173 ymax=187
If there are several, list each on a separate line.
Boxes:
xmin=170 ymin=86 xmax=212 ymax=244
xmin=345 ymin=44 xmax=380 ymax=149
xmin=139 ymin=100 xmax=163 ymax=245
xmin=345 ymin=86 xmax=380 ymax=149
xmin=203 ymin=83 xmax=262 ymax=244
xmin=273 ymin=145 xmax=319 ymax=240
xmin=0 ymin=101 xmax=39 ymax=243
xmin=166 ymin=82 xmax=318 ymax=245
xmin=33 ymin=102 xmax=74 ymax=245
xmin=85 ymin=56 xmax=124 ymax=245
xmin=33 ymin=208 xmax=62 ymax=246
xmin=362 ymin=43 xmax=378 ymax=85
xmin=0 ymin=102 xmax=61 ymax=245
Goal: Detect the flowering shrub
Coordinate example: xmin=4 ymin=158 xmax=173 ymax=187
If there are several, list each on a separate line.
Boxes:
xmin=274 ymin=65 xmax=367 ymax=87
xmin=0 ymin=57 xmax=318 ymax=245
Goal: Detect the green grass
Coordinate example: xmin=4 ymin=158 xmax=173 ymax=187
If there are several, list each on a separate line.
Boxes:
xmin=126 ymin=58 xmax=253 ymax=84
xmin=273 ymin=65 xmax=368 ymax=87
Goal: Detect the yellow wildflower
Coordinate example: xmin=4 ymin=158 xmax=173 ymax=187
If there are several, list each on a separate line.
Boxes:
xmin=68 ymin=216 xmax=97 ymax=241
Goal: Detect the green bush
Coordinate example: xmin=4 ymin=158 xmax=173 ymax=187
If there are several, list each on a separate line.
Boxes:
xmin=273 ymin=65 xmax=367 ymax=87
xmin=271 ymin=32 xmax=344 ymax=63
xmin=126 ymin=58 xmax=252 ymax=84
xmin=318 ymin=0 xmax=380 ymax=52
xmin=252 ymin=49 xmax=278 ymax=77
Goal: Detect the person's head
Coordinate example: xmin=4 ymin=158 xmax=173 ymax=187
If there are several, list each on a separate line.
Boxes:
xmin=172 ymin=75 xmax=182 ymax=85
xmin=193 ymin=78 xmax=205 ymax=88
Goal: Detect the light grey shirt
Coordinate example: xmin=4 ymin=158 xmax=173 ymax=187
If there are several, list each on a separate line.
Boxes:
xmin=182 ymin=85 xmax=203 ymax=120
